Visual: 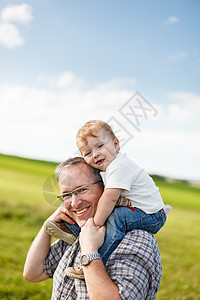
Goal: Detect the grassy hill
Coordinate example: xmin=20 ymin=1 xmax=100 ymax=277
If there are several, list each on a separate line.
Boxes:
xmin=0 ymin=154 xmax=199 ymax=299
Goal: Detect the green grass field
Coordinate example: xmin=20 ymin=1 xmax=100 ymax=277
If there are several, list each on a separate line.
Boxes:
xmin=0 ymin=154 xmax=200 ymax=299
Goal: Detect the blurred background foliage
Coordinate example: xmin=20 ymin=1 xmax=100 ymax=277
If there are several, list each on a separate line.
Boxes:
xmin=0 ymin=154 xmax=199 ymax=299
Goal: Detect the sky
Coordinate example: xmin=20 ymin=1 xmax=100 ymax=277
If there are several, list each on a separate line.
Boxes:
xmin=0 ymin=0 xmax=200 ymax=181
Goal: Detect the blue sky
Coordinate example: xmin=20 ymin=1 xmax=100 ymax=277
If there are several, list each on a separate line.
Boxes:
xmin=0 ymin=0 xmax=200 ymax=181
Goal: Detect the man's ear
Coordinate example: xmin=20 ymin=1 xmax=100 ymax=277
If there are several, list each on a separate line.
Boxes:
xmin=113 ymin=138 xmax=120 ymax=152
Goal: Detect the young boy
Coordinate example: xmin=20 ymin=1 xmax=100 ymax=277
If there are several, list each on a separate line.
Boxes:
xmin=45 ymin=120 xmax=171 ymax=279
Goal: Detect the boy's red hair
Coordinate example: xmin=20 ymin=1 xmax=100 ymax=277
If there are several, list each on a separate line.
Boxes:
xmin=76 ymin=120 xmax=116 ymax=146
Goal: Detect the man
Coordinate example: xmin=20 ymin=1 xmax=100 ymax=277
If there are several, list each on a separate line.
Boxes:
xmin=23 ymin=157 xmax=162 ymax=299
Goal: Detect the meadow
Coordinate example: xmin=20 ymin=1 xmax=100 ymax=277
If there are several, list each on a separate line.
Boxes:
xmin=0 ymin=154 xmax=199 ymax=299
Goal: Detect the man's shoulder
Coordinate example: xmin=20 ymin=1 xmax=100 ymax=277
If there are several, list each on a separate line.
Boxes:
xmin=124 ymin=229 xmax=157 ymax=243
xmin=110 ymin=229 xmax=160 ymax=261
xmin=106 ymin=231 xmax=162 ymax=299
xmin=123 ymin=229 xmax=158 ymax=249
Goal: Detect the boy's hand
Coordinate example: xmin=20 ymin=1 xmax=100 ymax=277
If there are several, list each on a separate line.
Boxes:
xmin=47 ymin=204 xmax=75 ymax=224
xmin=79 ymin=218 xmax=106 ymax=253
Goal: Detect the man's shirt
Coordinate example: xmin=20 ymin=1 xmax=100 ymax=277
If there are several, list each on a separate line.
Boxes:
xmin=44 ymin=230 xmax=162 ymax=300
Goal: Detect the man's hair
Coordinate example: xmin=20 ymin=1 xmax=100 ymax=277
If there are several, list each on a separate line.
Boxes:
xmin=76 ymin=120 xmax=117 ymax=146
xmin=55 ymin=156 xmax=103 ymax=187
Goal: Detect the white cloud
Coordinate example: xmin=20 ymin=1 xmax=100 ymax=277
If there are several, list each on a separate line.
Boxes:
xmin=0 ymin=4 xmax=33 ymax=49
xmin=0 ymin=23 xmax=24 ymax=48
xmin=38 ymin=72 xmax=137 ymax=94
xmin=170 ymin=91 xmax=200 ymax=103
xmin=127 ymin=129 xmax=200 ymax=180
xmin=0 ymin=4 xmax=33 ymax=24
xmin=168 ymin=51 xmax=188 ymax=62
xmin=95 ymin=77 xmax=137 ymax=91
xmin=57 ymin=71 xmax=77 ymax=88
xmin=168 ymin=91 xmax=200 ymax=124
xmin=150 ymin=91 xmax=200 ymax=138
xmin=0 ymin=75 xmax=199 ymax=180
xmin=166 ymin=16 xmax=180 ymax=24
xmin=38 ymin=71 xmax=85 ymax=89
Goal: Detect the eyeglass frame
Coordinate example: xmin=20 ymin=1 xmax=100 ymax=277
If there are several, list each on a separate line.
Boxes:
xmin=57 ymin=180 xmax=102 ymax=202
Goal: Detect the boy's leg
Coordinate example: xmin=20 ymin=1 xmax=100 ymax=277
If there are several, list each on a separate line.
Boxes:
xmin=65 ymin=222 xmax=81 ymax=237
xmin=65 ymin=207 xmax=166 ymax=279
xmin=44 ymin=220 xmax=80 ymax=244
xmin=99 ymin=207 xmax=132 ymax=264
xmin=99 ymin=207 xmax=166 ymax=264
xmin=137 ymin=208 xmax=166 ymax=234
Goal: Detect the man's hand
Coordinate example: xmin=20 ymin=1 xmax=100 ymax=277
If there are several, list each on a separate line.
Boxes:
xmin=79 ymin=218 xmax=106 ymax=253
xmin=47 ymin=204 xmax=75 ymax=224
xmin=79 ymin=218 xmax=121 ymax=300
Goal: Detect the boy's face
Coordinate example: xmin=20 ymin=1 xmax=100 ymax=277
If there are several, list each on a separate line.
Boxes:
xmin=77 ymin=130 xmax=119 ymax=171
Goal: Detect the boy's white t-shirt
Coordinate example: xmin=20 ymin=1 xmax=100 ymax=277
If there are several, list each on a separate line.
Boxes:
xmin=100 ymin=153 xmax=169 ymax=214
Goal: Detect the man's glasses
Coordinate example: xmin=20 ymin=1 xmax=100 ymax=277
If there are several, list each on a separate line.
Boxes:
xmin=57 ymin=181 xmax=102 ymax=203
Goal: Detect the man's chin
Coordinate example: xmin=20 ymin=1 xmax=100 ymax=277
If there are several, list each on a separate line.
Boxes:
xmin=70 ymin=214 xmax=87 ymax=227
xmin=77 ymin=219 xmax=87 ymax=227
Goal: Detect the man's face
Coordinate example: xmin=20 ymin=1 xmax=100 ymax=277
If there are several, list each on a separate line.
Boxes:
xmin=58 ymin=163 xmax=103 ymax=227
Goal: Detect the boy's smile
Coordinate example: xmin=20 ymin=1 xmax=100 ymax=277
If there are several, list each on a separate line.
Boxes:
xmin=96 ymin=158 xmax=105 ymax=165
xmin=78 ymin=130 xmax=120 ymax=171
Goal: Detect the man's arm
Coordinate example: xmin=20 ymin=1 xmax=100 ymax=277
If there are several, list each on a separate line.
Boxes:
xmin=84 ymin=259 xmax=122 ymax=300
xmin=23 ymin=204 xmax=74 ymax=282
xmin=79 ymin=218 xmax=122 ymax=300
xmin=23 ymin=226 xmax=51 ymax=282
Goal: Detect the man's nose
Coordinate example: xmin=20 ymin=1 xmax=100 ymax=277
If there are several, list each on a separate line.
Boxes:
xmin=70 ymin=192 xmax=82 ymax=208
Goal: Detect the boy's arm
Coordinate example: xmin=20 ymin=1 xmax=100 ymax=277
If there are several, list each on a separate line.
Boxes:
xmin=94 ymin=188 xmax=122 ymax=226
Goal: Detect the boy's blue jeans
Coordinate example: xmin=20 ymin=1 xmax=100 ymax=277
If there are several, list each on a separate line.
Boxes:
xmin=65 ymin=207 xmax=166 ymax=265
